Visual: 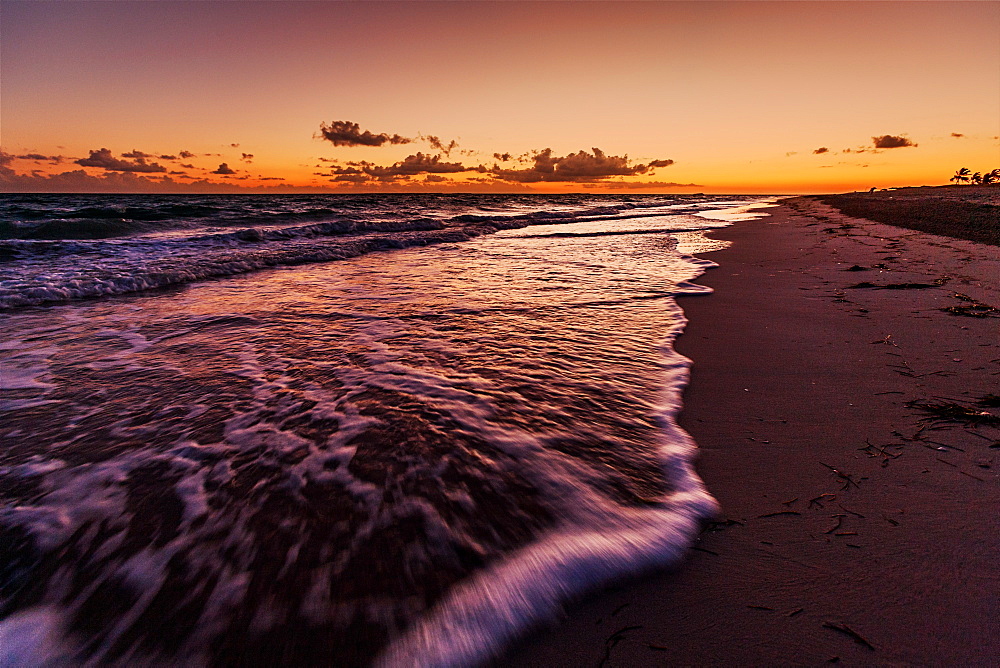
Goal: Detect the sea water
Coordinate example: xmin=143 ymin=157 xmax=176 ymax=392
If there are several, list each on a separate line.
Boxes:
xmin=0 ymin=194 xmax=771 ymax=666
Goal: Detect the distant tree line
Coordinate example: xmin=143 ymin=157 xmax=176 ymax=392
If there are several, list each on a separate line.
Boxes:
xmin=950 ymin=167 xmax=1000 ymax=185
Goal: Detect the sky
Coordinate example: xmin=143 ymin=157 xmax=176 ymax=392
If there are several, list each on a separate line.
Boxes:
xmin=1 ymin=0 xmax=998 ymax=194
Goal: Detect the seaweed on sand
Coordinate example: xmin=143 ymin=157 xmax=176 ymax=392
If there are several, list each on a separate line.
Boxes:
xmin=906 ymin=399 xmax=1000 ymax=426
xmin=977 ymin=394 xmax=1000 ymax=408
xmin=941 ymin=293 xmax=1000 ymax=318
xmin=848 ymin=277 xmax=949 ymax=290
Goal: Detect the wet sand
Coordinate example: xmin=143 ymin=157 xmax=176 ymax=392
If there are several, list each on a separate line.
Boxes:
xmin=503 ymin=196 xmax=1000 ymax=665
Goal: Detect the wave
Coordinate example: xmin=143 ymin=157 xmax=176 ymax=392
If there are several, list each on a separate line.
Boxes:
xmin=0 ymin=194 xmax=707 ymax=241
xmin=0 ymin=205 xmax=344 ymax=240
xmin=379 ymin=339 xmax=717 ymax=667
xmin=0 ymin=236 xmax=721 ymax=665
xmin=0 ymin=196 xmax=746 ymax=310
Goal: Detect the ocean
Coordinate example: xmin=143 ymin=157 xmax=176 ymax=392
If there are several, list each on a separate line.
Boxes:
xmin=0 ymin=193 xmax=772 ymax=666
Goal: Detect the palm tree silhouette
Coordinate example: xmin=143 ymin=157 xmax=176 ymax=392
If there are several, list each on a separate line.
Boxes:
xmin=950 ymin=167 xmax=971 ymax=184
xmin=985 ymin=169 xmax=1000 ymax=185
xmin=970 ymin=172 xmax=983 ymax=185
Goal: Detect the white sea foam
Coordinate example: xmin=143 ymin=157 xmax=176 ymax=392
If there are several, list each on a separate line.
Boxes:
xmin=378 ymin=303 xmax=717 ymax=667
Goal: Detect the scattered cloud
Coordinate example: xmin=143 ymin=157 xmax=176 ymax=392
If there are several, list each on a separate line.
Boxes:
xmin=121 ymin=149 xmax=154 ymax=159
xmin=211 ymin=163 xmax=236 ymax=175
xmin=180 ymin=163 xmax=197 ymax=169
xmin=179 ymin=150 xmax=195 ymax=159
xmin=490 ymin=148 xmax=673 ymax=183
xmin=168 ymin=170 xmax=187 ymax=176
xmin=159 ymin=154 xmax=177 ymax=160
xmin=813 ymin=147 xmax=829 ymax=154
xmin=493 ymin=152 xmax=513 ymax=162
xmin=951 ymin=133 xmax=964 ymax=138
xmin=420 ymin=134 xmax=458 ymax=156
xmin=76 ymin=148 xmax=167 ymax=173
xmin=317 ymin=120 xmax=411 ymax=147
xmin=241 ymin=153 xmax=254 ymax=162
xmin=14 ymin=153 xmax=63 ymax=163
xmin=872 ymin=134 xmax=915 ymax=149
xmin=230 ymin=143 xmax=240 ymax=148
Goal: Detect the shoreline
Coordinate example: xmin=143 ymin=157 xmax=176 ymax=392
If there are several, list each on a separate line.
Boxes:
xmin=502 ymin=196 xmax=1000 ymax=665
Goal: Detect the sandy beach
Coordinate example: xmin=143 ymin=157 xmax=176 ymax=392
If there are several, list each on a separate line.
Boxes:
xmin=504 ymin=194 xmax=1000 ymax=665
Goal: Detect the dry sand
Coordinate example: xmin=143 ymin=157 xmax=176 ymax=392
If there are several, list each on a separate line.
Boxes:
xmin=502 ymin=197 xmax=1000 ymax=666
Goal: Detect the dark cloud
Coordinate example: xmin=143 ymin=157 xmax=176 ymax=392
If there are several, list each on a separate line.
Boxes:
xmin=318 ymin=120 xmax=412 ymax=147
xmin=423 ymin=174 xmax=450 ymax=183
xmin=323 ymin=153 xmax=470 ymax=182
xmin=230 ymin=143 xmax=240 ymax=148
xmin=420 ymin=134 xmax=458 ymax=156
xmin=11 ymin=153 xmax=63 ymax=164
xmin=0 ymin=152 xmax=14 ymax=168
xmin=872 ymin=135 xmax=915 ymax=149
xmin=168 ymin=170 xmax=187 ymax=176
xmin=259 ymin=177 xmax=285 ymax=181
xmin=951 ymin=133 xmax=964 ymax=138
xmin=180 ymin=163 xmax=196 ymax=169
xmin=241 ymin=153 xmax=254 ymax=162
xmin=121 ymin=149 xmax=154 ymax=159
xmin=211 ymin=163 xmax=236 ymax=175
xmin=318 ymin=157 xmax=338 ymax=163
xmin=159 ymin=154 xmax=177 ymax=160
xmin=76 ymin=148 xmax=167 ymax=173
xmin=493 ymin=152 xmax=513 ymax=162
xmin=813 ymin=147 xmax=830 ymax=154
xmin=369 ymin=152 xmax=465 ymax=177
xmin=491 ymin=148 xmax=674 ymax=183
xmin=179 ymin=150 xmax=196 ymax=159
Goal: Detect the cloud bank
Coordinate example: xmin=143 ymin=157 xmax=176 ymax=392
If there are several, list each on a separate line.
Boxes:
xmin=76 ymin=148 xmax=167 ymax=173
xmin=490 ymin=148 xmax=673 ymax=183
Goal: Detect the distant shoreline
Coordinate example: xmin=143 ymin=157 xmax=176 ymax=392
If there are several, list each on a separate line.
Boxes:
xmin=818 ymin=185 xmax=1000 ymax=246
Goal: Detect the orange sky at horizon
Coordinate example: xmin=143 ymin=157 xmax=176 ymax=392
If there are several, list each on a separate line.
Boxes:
xmin=1 ymin=1 xmax=998 ymax=195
